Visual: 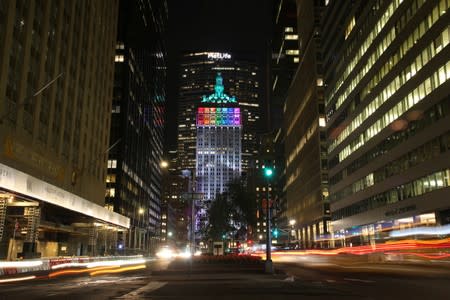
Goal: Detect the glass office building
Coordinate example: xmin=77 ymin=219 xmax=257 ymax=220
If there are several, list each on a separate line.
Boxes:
xmin=324 ymin=0 xmax=450 ymax=246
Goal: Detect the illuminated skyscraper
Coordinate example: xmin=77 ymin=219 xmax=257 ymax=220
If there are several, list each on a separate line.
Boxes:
xmin=196 ymin=73 xmax=242 ymax=227
xmin=177 ymin=52 xmax=261 ymax=174
xmin=325 ymin=0 xmax=450 ymax=246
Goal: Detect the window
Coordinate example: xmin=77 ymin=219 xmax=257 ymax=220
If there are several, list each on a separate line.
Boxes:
xmin=286 ymin=49 xmax=299 ymax=55
xmin=319 ymin=117 xmax=326 ymax=127
xmin=285 ymin=34 xmax=298 ymax=40
xmin=105 ymin=188 xmax=115 ymax=197
xmin=108 ymin=160 xmax=117 ymax=168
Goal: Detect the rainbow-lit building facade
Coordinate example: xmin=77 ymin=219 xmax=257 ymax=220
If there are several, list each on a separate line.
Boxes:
xmin=196 ymin=73 xmax=242 ymax=204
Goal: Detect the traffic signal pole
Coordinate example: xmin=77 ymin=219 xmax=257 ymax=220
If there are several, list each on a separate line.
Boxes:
xmin=264 ymin=167 xmax=274 ymax=274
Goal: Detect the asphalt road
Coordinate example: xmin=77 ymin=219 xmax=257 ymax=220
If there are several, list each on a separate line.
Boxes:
xmin=1 ymin=256 xmax=449 ymax=300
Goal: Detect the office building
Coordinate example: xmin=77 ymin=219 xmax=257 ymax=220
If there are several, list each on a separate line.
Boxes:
xmin=284 ymin=0 xmax=331 ymax=249
xmin=105 ymin=0 xmax=168 ymax=254
xmin=0 ymin=0 xmax=128 ymax=258
xmin=265 ymin=0 xmax=299 ymax=235
xmin=325 ymin=0 xmax=450 ymax=246
xmin=177 ymin=51 xmax=261 ymax=174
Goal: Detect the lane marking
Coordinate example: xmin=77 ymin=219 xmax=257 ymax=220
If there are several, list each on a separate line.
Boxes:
xmin=117 ymin=281 xmax=167 ymax=299
xmin=344 ymin=278 xmax=375 ymax=283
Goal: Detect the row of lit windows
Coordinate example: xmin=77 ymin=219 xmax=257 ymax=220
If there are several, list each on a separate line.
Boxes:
xmin=361 ymin=6 xmax=448 ymax=102
xmin=332 ymin=130 xmax=450 ymax=202
xmin=286 ymin=122 xmax=318 ymax=188
xmin=329 ymin=5 xmax=449 ymax=153
xmin=287 ymin=121 xmax=318 ymax=166
xmin=338 ymin=59 xmax=450 ymax=163
xmin=332 ymin=173 xmax=375 ymax=203
xmin=333 ymin=133 xmax=449 ymax=201
xmin=332 ymin=169 xmax=450 ymax=221
xmin=327 ymin=0 xmax=404 ymax=106
xmin=331 ymin=0 xmax=439 ymax=113
xmin=330 ymin=98 xmax=450 ymax=181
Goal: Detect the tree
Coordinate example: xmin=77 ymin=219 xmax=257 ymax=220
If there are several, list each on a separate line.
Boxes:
xmin=206 ymin=193 xmax=234 ymax=240
xmin=226 ymin=178 xmax=257 ymax=231
xmin=205 ymin=177 xmax=256 ymax=241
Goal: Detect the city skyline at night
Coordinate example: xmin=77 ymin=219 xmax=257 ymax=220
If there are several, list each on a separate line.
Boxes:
xmin=0 ymin=1 xmax=449 ymax=297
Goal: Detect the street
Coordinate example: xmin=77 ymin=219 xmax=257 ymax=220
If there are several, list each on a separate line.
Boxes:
xmin=1 ymin=255 xmax=450 ymax=300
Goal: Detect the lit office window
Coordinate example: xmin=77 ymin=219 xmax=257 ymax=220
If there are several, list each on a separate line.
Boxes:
xmin=319 ymin=117 xmax=326 ymax=127
xmin=286 ymin=49 xmax=299 ymax=55
xmin=105 ymin=188 xmax=115 ymax=197
xmin=285 ymin=34 xmax=298 ymax=40
xmin=345 ymin=17 xmax=355 ymax=39
xmin=107 ymin=160 xmax=117 ymax=168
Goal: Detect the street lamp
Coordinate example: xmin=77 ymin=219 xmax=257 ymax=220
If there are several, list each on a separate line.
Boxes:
xmin=263 ymin=166 xmax=273 ymax=274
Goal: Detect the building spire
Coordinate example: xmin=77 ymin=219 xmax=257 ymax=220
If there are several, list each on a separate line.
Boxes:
xmin=202 ymin=72 xmax=236 ymax=103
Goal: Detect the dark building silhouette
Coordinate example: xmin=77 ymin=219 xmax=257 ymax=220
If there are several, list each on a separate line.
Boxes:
xmin=106 ymin=0 xmax=168 ymax=254
xmin=283 ymin=0 xmax=330 ymax=249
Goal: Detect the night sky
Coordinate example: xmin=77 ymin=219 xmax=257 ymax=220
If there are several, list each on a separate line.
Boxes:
xmin=165 ymin=0 xmax=272 ymax=150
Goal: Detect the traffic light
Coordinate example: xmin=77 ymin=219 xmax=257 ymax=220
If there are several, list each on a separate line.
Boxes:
xmin=272 ymin=228 xmax=279 ymax=238
xmin=263 ymin=167 xmax=273 ymax=178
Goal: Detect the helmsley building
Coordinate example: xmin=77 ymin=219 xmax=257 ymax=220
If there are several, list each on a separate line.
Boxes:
xmin=0 ymin=0 xmax=129 ymax=259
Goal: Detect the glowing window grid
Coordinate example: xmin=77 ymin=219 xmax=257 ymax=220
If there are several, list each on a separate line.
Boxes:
xmin=196 ymin=107 xmax=241 ymax=126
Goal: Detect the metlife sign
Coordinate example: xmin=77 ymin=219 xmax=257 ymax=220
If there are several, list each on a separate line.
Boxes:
xmin=207 ymin=52 xmax=231 ymax=60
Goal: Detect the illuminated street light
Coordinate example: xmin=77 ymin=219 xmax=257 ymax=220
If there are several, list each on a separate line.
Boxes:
xmin=168 ymin=231 xmax=173 ymax=237
xmin=289 ymin=219 xmax=296 ymax=226
xmin=160 ymin=161 xmax=169 ymax=168
xmin=138 ymin=208 xmax=144 ymax=215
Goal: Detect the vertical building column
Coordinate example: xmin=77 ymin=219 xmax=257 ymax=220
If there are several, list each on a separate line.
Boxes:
xmin=112 ymin=230 xmax=118 ymax=254
xmin=88 ymin=225 xmax=97 ymax=256
xmin=23 ymin=207 xmax=40 ymax=257
xmin=0 ymin=198 xmax=7 ymax=242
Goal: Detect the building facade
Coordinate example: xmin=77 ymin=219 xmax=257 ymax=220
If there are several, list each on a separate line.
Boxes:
xmin=267 ymin=0 xmax=299 ymax=236
xmin=177 ymin=52 xmax=261 ymax=174
xmin=195 ymin=73 xmax=242 ymax=232
xmin=0 ymin=0 xmax=128 ymax=259
xmin=325 ymin=0 xmax=450 ymax=246
xmin=105 ymin=0 xmax=168 ymax=254
xmin=283 ymin=0 xmax=331 ymax=249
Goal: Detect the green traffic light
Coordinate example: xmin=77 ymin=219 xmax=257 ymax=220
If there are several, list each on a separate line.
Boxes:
xmin=264 ymin=168 xmax=273 ymax=177
xmin=273 ymin=228 xmax=279 ymax=238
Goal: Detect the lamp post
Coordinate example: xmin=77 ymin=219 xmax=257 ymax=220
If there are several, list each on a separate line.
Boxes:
xmin=263 ymin=166 xmax=273 ymax=274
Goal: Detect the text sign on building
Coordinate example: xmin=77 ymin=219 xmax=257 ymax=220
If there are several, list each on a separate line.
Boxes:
xmin=196 ymin=107 xmax=241 ymax=126
xmin=207 ymin=52 xmax=231 ymax=60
